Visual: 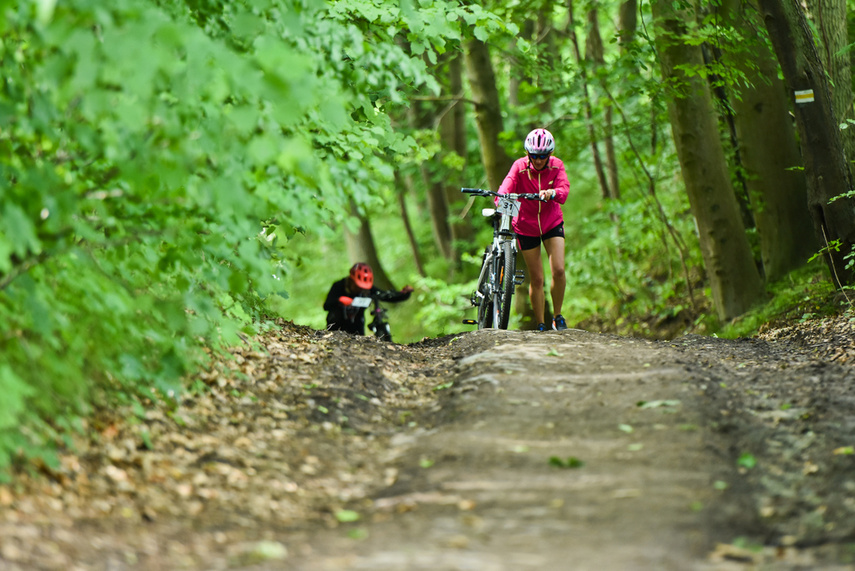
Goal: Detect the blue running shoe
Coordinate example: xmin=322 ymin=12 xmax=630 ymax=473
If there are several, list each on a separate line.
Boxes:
xmin=552 ymin=314 xmax=568 ymax=331
xmin=537 ymin=323 xmax=548 ymax=332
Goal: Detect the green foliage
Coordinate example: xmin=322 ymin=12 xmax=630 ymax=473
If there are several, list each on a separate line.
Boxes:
xmin=411 ymin=274 xmax=475 ymax=337
xmin=560 ymin=177 xmax=705 ymax=336
xmin=0 ymin=0 xmax=451 ymax=474
xmin=718 ymin=263 xmax=837 ymax=339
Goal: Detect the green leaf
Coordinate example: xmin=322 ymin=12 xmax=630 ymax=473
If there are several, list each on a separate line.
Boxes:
xmin=140 ymin=430 xmax=153 ymax=450
xmin=335 ymin=510 xmax=361 ymax=523
xmin=549 ymin=456 xmax=585 ymax=469
xmin=737 ymin=453 xmax=756 ymax=469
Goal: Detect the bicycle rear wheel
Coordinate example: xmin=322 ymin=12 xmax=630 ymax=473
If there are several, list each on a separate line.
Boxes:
xmin=497 ymin=241 xmax=515 ymax=329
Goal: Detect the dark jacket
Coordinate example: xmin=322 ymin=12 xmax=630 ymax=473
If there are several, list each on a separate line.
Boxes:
xmin=323 ymin=278 xmax=412 ymax=335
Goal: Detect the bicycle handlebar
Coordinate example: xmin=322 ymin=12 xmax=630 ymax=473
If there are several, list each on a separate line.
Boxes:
xmin=461 ymin=188 xmax=543 ymax=201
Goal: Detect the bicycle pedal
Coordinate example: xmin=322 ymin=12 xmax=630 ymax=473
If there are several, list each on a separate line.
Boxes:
xmin=462 ymin=319 xmax=477 ymax=325
xmin=514 ymin=270 xmax=526 ymax=285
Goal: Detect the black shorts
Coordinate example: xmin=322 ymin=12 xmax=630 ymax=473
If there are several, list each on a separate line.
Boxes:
xmin=516 ymin=222 xmax=565 ymax=251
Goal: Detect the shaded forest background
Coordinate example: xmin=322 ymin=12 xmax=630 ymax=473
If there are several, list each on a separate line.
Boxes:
xmin=2 ymin=0 xmax=855 ymax=475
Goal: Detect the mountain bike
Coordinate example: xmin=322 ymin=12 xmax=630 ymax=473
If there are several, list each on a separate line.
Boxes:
xmin=460 ymin=188 xmax=543 ymax=329
xmin=352 ymin=296 xmax=393 ymax=341
xmin=368 ymin=298 xmax=392 ymax=341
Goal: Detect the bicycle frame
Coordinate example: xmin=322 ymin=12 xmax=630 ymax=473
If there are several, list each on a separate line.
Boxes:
xmin=462 ymin=188 xmax=540 ymax=329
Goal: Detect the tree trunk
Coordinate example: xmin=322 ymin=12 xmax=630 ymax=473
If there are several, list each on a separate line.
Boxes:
xmin=409 ymin=71 xmax=454 ymax=262
xmin=344 ymin=202 xmax=395 ymax=291
xmin=586 ymin=4 xmax=620 ymax=200
xmin=719 ymin=0 xmax=817 ymax=282
xmin=759 ymin=0 xmax=855 ymax=287
xmin=463 ymin=37 xmax=513 ymax=191
xmin=440 ymin=52 xmax=473 ymax=260
xmin=618 ymin=0 xmax=638 ymax=49
xmin=653 ymin=0 xmax=765 ymax=320
xmin=702 ymin=43 xmax=755 ymax=232
xmin=395 ymin=172 xmax=426 ymax=277
xmin=567 ymin=0 xmax=610 ymax=199
xmin=420 ymin=165 xmax=454 ymax=261
xmin=807 ymin=0 xmax=855 ymax=176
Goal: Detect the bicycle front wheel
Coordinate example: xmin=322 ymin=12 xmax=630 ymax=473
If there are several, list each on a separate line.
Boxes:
xmin=497 ymin=241 xmax=516 ymax=329
xmin=476 ymin=246 xmax=494 ymax=329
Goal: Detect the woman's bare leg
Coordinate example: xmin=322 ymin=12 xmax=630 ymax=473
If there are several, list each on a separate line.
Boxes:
xmin=521 ymin=246 xmax=546 ymax=324
xmin=543 ymin=236 xmax=566 ymax=317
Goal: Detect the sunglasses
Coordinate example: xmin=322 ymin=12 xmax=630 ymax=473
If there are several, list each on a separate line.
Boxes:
xmin=529 ymin=153 xmax=550 ymax=160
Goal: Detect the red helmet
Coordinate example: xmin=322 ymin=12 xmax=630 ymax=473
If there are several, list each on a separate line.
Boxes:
xmin=349 ymin=263 xmax=374 ymax=289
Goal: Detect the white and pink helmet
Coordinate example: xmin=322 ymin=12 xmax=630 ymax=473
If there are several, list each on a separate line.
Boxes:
xmin=524 ymin=128 xmax=555 ymax=155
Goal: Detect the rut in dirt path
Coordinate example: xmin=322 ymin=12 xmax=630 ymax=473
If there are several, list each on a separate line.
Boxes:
xmin=283 ymin=329 xmax=740 ymax=571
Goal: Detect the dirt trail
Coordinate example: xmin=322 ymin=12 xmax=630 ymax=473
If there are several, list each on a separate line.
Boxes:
xmin=279 ymin=327 xmax=855 ymax=570
xmin=4 ymin=323 xmax=855 ymax=570
xmin=285 ymin=329 xmax=725 ymax=570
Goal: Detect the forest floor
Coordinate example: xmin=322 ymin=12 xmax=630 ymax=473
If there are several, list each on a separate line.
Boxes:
xmin=4 ymin=312 xmax=855 ymax=570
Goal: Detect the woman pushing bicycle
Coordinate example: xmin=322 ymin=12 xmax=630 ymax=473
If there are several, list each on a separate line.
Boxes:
xmin=497 ymin=128 xmax=570 ymax=332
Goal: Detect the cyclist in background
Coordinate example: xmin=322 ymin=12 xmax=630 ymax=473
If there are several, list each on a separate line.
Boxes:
xmin=497 ymin=128 xmax=570 ymax=332
xmin=324 ymin=263 xmax=414 ymax=335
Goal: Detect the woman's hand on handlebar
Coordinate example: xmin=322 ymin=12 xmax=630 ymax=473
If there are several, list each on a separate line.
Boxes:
xmin=538 ymin=189 xmax=556 ymax=201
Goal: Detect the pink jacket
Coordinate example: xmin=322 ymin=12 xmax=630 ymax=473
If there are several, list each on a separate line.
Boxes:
xmin=497 ymin=156 xmax=570 ymax=237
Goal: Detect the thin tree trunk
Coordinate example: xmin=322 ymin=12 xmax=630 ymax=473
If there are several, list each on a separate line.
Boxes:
xmin=653 ymin=0 xmax=765 ymax=320
xmin=395 ymin=173 xmax=426 ymax=277
xmin=759 ymin=0 xmax=855 ymax=287
xmin=463 ymin=37 xmax=512 ymax=192
xmin=567 ymin=0 xmax=610 ymax=199
xmin=421 ymin=167 xmax=454 ymax=261
xmin=344 ymin=201 xmax=395 ymax=290
xmin=409 ymin=74 xmax=454 ymax=262
xmin=618 ymin=0 xmax=638 ymax=49
xmin=440 ymin=52 xmax=473 ymax=260
xmin=586 ymin=4 xmax=620 ymax=200
xmin=701 ymin=43 xmax=755 ymax=232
